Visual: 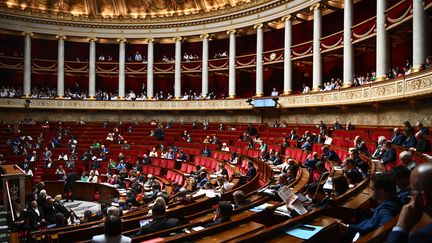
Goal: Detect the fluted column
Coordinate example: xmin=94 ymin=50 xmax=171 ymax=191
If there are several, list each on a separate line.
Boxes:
xmin=56 ymin=35 xmax=66 ymax=98
xmin=174 ymin=37 xmax=182 ymax=99
xmin=88 ymin=38 xmax=97 ymax=99
xmin=283 ymin=15 xmax=293 ymax=95
xmin=413 ymin=0 xmax=426 ymax=71
xmin=228 ymin=30 xmax=237 ymax=98
xmin=22 ymin=32 xmax=33 ymax=97
xmin=200 ymin=34 xmax=209 ymax=97
xmin=376 ymin=0 xmax=388 ymax=80
xmin=343 ymin=0 xmax=354 ymax=87
xmin=311 ymin=4 xmax=322 ymax=91
xmin=146 ymin=38 xmax=155 ymax=99
xmin=117 ymin=38 xmax=127 ymax=99
xmin=255 ymin=23 xmax=264 ymax=97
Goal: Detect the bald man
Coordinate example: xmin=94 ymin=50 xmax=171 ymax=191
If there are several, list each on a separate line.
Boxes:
xmin=387 ymin=163 xmax=432 ymax=243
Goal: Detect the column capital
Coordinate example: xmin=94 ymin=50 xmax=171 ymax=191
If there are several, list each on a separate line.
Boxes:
xmin=253 ymin=23 xmax=264 ymax=29
xmin=55 ymin=35 xmax=67 ymax=40
xmin=281 ymin=15 xmax=295 ymax=22
xmin=199 ymin=33 xmax=210 ymax=39
xmin=88 ymin=37 xmax=98 ymax=43
xmin=117 ymin=38 xmax=127 ymax=43
xmin=173 ymin=36 xmax=183 ymax=42
xmin=144 ymin=38 xmax=155 ymax=43
xmin=21 ymin=32 xmax=33 ymax=37
xmin=226 ymin=29 xmax=237 ymax=35
xmin=310 ymin=3 xmax=322 ymax=11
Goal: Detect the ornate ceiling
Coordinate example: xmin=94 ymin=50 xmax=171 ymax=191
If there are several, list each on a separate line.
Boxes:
xmin=1 ymin=0 xmax=255 ymax=18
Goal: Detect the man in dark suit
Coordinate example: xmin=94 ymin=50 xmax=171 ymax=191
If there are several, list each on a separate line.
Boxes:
xmin=131 ymin=197 xmax=179 ymax=237
xmin=27 ymin=201 xmax=46 ymax=231
xmin=322 ymin=146 xmax=340 ymax=162
xmin=245 ymin=161 xmax=257 ymax=182
xmin=409 ymin=132 xmax=431 ymax=153
xmin=380 ymin=142 xmax=396 ymax=165
xmin=64 ymin=169 xmax=77 ymax=202
xmin=387 ymin=163 xmax=432 ymax=243
xmin=390 ymin=128 xmax=405 ymax=146
xmin=205 ymin=201 xmax=233 ymax=227
xmin=341 ymin=173 xmax=401 ymax=241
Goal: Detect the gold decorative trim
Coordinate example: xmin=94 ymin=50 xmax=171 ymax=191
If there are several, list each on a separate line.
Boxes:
xmin=116 ymin=38 xmax=127 ymax=43
xmin=200 ymin=34 xmax=210 ymax=39
xmin=173 ymin=37 xmax=184 ymax=42
xmin=88 ymin=37 xmax=98 ymax=42
xmin=144 ymin=38 xmax=155 ymax=43
xmin=55 ymin=35 xmax=67 ymax=40
xmin=21 ymin=31 xmax=33 ymax=37
xmin=226 ymin=29 xmax=237 ymax=35
xmin=253 ymin=23 xmax=264 ymax=29
xmin=310 ymin=3 xmax=322 ymax=11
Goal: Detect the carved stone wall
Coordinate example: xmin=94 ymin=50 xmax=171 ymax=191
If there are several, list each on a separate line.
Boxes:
xmin=1 ymin=97 xmax=431 ymax=126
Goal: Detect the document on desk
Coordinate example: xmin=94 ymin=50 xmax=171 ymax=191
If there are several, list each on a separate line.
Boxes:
xmin=284 ymin=224 xmax=324 ymax=240
xmin=249 ymin=203 xmax=274 ymax=212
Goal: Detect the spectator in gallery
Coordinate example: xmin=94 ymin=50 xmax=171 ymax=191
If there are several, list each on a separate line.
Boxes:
xmin=134 ymin=52 xmax=143 ymax=62
xmin=98 ymin=54 xmax=105 ymax=61
xmin=302 ymin=84 xmax=311 ymax=93
xmin=271 ymin=88 xmax=279 ymax=96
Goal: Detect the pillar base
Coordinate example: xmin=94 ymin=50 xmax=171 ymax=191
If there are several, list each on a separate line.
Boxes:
xmin=174 ymin=96 xmax=181 ymax=100
xmin=147 ymin=96 xmax=153 ymax=100
xmin=228 ymin=95 xmax=236 ymax=99
xmin=312 ymin=87 xmax=321 ymax=92
xmin=282 ymin=90 xmax=292 ymax=95
xmin=118 ymin=96 xmax=125 ymax=100
xmin=55 ymin=95 xmax=64 ymax=99
xmin=342 ymin=82 xmax=352 ymax=88
xmin=411 ymin=66 xmax=421 ymax=73
xmin=22 ymin=95 xmax=31 ymax=98
xmin=87 ymin=96 xmax=96 ymax=100
xmin=375 ymin=75 xmax=387 ymax=81
xmin=255 ymin=92 xmax=264 ymax=97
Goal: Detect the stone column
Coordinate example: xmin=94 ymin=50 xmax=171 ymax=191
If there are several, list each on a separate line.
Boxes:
xmin=413 ymin=0 xmax=427 ymax=71
xmin=88 ymin=38 xmax=97 ymax=99
xmin=117 ymin=38 xmax=127 ymax=99
xmin=200 ymin=34 xmax=209 ymax=97
xmin=255 ymin=23 xmax=264 ymax=97
xmin=56 ymin=35 xmax=66 ymax=98
xmin=174 ymin=37 xmax=182 ymax=99
xmin=22 ymin=32 xmax=33 ymax=97
xmin=283 ymin=15 xmax=293 ymax=95
xmin=311 ymin=3 xmax=322 ymax=91
xmin=376 ymin=0 xmax=388 ymax=80
xmin=343 ymin=0 xmax=354 ymax=87
xmin=228 ymin=30 xmax=237 ymax=98
xmin=146 ymin=38 xmax=155 ymax=99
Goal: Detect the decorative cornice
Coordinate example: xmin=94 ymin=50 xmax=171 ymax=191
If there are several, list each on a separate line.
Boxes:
xmin=200 ymin=33 xmax=210 ymax=39
xmin=144 ymin=38 xmax=155 ymax=43
xmin=173 ymin=37 xmax=184 ymax=42
xmin=116 ymin=38 xmax=127 ymax=43
xmin=281 ymin=14 xmax=295 ymax=22
xmin=253 ymin=23 xmax=264 ymax=29
xmin=226 ymin=29 xmax=237 ymax=35
xmin=310 ymin=3 xmax=322 ymax=11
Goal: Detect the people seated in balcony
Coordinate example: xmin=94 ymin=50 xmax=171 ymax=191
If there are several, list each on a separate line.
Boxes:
xmin=271 ymin=88 xmax=279 ymax=96
xmin=402 ymin=129 xmax=416 ymax=149
xmin=416 ymin=122 xmax=428 ymax=135
xmin=134 ymin=51 xmax=143 ymax=62
xmin=301 ymin=138 xmax=312 ymax=152
xmin=302 ymin=84 xmax=311 ymax=94
xmin=387 ymin=163 xmax=432 ymax=243
xmin=45 ymin=159 xmax=55 ymax=169
xmin=346 ymin=121 xmax=354 ymax=130
xmin=409 ymin=132 xmax=431 ymax=153
xmin=341 ymin=173 xmax=401 ymax=241
xmin=201 ymin=145 xmax=211 ymax=157
xmin=98 ymin=54 xmax=105 ymax=61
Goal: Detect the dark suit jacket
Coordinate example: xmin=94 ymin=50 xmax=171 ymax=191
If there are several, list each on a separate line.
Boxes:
xmin=66 ymin=172 xmax=77 ymax=188
xmin=391 ymin=134 xmax=405 ymax=146
xmin=387 ymin=223 xmax=432 ymax=243
xmin=323 ymin=150 xmax=340 ymax=162
xmin=245 ymin=167 xmax=257 ymax=181
xmin=381 ymin=148 xmax=396 ymax=164
xmin=133 ymin=217 xmax=180 ymax=236
xmin=415 ymin=139 xmax=430 ymax=152
xmin=28 ymin=207 xmax=45 ymax=230
xmin=403 ymin=135 xmax=416 ymax=148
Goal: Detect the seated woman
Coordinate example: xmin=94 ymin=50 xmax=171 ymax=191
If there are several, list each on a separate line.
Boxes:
xmin=88 ymin=170 xmax=99 ymax=183
xmin=205 ymin=201 xmax=233 ymax=227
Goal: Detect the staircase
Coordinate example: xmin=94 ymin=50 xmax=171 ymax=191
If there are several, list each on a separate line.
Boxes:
xmin=0 ymin=205 xmax=9 ymax=243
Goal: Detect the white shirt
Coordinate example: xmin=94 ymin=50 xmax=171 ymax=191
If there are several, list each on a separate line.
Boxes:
xmin=149 ymin=151 xmax=158 ymax=157
xmin=92 ymin=234 xmax=131 ymax=243
xmin=221 ymin=146 xmax=230 ymax=152
xmin=302 ymin=86 xmax=310 ymax=94
xmin=271 ymin=91 xmax=279 ymax=96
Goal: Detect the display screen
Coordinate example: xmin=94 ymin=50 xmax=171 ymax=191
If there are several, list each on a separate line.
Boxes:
xmin=252 ymin=98 xmax=277 ymax=108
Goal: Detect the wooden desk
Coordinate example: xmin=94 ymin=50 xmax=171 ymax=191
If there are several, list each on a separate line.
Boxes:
xmin=340 ymin=192 xmax=371 ymax=210
xmin=196 ymin=221 xmax=264 ymax=243
xmin=264 ymin=216 xmax=339 ymax=243
xmin=44 ymin=181 xmax=119 ymax=203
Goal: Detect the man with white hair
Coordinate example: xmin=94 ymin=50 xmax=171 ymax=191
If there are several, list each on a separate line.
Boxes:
xmin=399 ymin=151 xmax=417 ymax=171
xmin=221 ymin=143 xmax=230 ymax=152
xmin=372 ymin=136 xmax=387 ymax=159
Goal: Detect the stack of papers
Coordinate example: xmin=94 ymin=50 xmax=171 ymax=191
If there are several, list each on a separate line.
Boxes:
xmin=249 ymin=203 xmax=274 ymax=212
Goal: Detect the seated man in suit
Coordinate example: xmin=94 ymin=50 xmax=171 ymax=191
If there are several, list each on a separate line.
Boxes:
xmin=387 ymin=163 xmax=432 ymax=243
xmin=354 ymin=136 xmax=370 ymax=157
xmin=28 ymin=200 xmax=46 ymax=231
xmin=340 ymin=173 xmax=401 ymax=241
xmin=205 ymin=201 xmax=233 ymax=227
xmin=93 ymin=216 xmax=131 ymax=243
xmin=300 ymin=138 xmax=312 ymax=152
xmin=304 ymin=152 xmax=320 ymax=169
xmin=399 ymin=151 xmax=417 ymax=171
xmin=409 ymin=132 xmax=431 ymax=153
xmin=322 ymin=146 xmax=340 ymax=162
xmin=390 ymin=128 xmax=405 ymax=146
xmin=391 ymin=166 xmax=411 ymax=205
xmin=380 ymin=141 xmax=397 ymax=166
xmin=244 ymin=161 xmax=257 ymax=182
xmin=132 ymin=197 xmax=180 ymax=237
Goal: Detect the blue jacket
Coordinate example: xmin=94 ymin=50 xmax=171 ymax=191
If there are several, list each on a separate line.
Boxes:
xmin=387 ymin=223 xmax=432 ymax=243
xmin=301 ymin=142 xmax=312 ymax=151
xmin=323 ymin=150 xmax=340 ymax=162
xmin=391 ymin=134 xmax=405 ymax=146
xmin=349 ymin=199 xmax=401 ymax=236
xmin=381 ymin=148 xmax=396 ymax=164
xmin=403 ymin=135 xmax=416 ymax=148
